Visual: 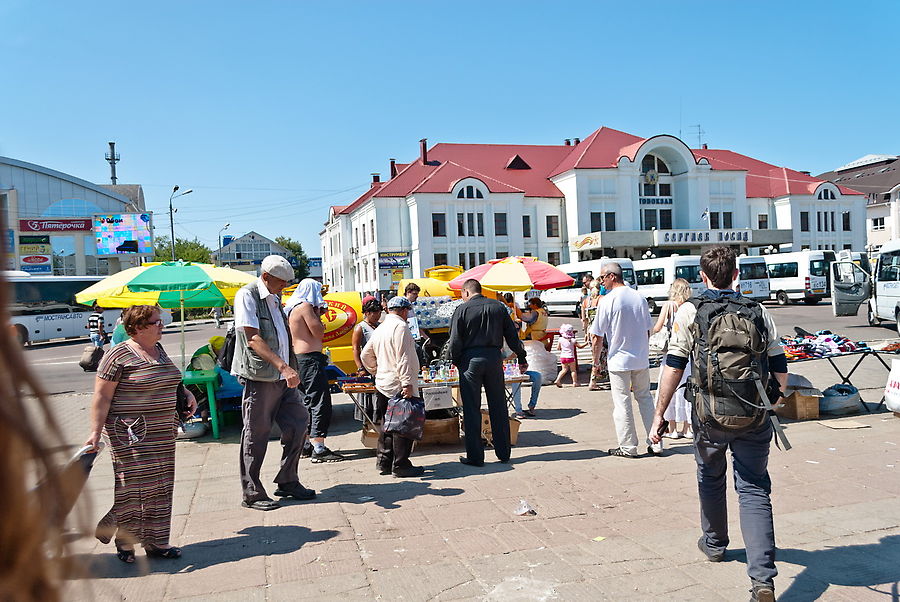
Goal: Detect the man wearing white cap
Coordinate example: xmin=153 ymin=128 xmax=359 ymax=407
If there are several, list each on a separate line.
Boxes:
xmin=286 ymin=278 xmax=345 ymax=463
xmin=232 ymin=255 xmax=314 ymax=511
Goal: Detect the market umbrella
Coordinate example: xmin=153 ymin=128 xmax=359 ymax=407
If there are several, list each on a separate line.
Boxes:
xmin=448 ymin=256 xmax=575 ymax=292
xmin=75 ymin=261 xmax=255 ymax=367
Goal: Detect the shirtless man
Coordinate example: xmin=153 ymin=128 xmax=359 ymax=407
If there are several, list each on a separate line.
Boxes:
xmin=286 ymin=278 xmax=344 ymax=463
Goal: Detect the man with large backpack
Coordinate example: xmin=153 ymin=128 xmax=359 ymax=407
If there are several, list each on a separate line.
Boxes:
xmin=650 ymin=246 xmax=788 ymax=602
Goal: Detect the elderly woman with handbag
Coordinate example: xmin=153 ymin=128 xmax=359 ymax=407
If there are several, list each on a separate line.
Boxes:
xmin=85 ymin=305 xmax=197 ymax=563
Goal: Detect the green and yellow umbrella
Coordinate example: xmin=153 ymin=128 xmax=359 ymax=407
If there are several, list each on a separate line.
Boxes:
xmin=75 ymin=261 xmax=255 ymax=308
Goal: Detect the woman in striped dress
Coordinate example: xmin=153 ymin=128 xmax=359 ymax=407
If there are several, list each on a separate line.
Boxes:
xmin=85 ymin=305 xmax=196 ymax=563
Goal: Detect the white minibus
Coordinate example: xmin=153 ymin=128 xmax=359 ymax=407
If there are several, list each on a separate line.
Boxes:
xmin=831 ymin=241 xmax=898 ymax=327
xmin=633 ymin=255 xmax=705 ymax=313
xmin=764 ymin=250 xmax=835 ymax=305
xmin=537 ymin=258 xmax=636 ymax=315
xmin=735 ymin=256 xmax=771 ymax=301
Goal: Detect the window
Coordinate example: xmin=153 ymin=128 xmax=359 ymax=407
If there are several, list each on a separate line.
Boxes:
xmin=373 ymin=263 xmax=377 ymax=282
xmin=658 ymin=183 xmax=672 ymax=196
xmin=478 ymin=252 xmax=485 ymax=264
xmin=477 ymin=213 xmax=484 ymax=236
xmin=642 ymin=209 xmax=658 ymax=230
xmin=546 ymin=215 xmax=560 ymax=237
xmin=767 ymin=262 xmax=799 ymax=279
xmin=800 ymin=212 xmax=810 ymax=232
xmin=817 ymin=189 xmax=836 ymax=200
xmin=810 ymin=259 xmax=829 ymax=277
xmin=432 ymin=213 xmax=446 ymax=237
xmin=739 ymin=262 xmax=768 ymax=280
xmin=831 ymin=212 xmax=836 ymax=233
xmin=879 ymin=252 xmax=900 ymax=282
xmin=640 ymin=154 xmax=670 ymax=174
xmin=457 ymin=185 xmax=484 ymax=199
xmin=524 ymin=252 xmax=533 ymax=257
xmin=709 ymin=212 xmax=720 ymax=229
xmin=675 ymin=265 xmax=702 ymax=283
xmin=547 ymin=252 xmax=560 ymax=265
xmin=361 ymin=223 xmax=366 ymax=246
xmin=843 ymin=244 xmax=852 ymax=250
xmin=591 ymin=212 xmax=602 ymax=232
xmin=522 ymin=215 xmax=532 ymax=237
xmin=758 ymin=214 xmax=768 ymax=230
xmin=467 ymin=213 xmax=475 ymax=236
xmin=723 ymin=212 xmax=733 ymax=229
xmin=660 ymin=209 xmax=673 ymax=230
xmin=842 ymin=212 xmax=851 ymax=231
xmin=636 ymin=268 xmax=664 ymax=286
xmin=469 ymin=252 xmax=476 ymax=267
xmin=354 ymin=227 xmax=359 ymax=248
xmin=434 ymin=253 xmax=448 ymax=266
xmin=51 ymin=236 xmax=76 ymax=275
xmin=605 ymin=212 xmax=616 ymax=232
xmin=872 ymin=217 xmax=886 ymax=231
xmin=459 ymin=253 xmax=466 ymax=268
xmin=370 ymin=219 xmax=375 ymax=244
xmin=494 ymin=213 xmax=507 ymax=236
xmin=457 ymin=213 xmax=465 ymax=236
xmin=496 ymin=251 xmax=508 ymax=259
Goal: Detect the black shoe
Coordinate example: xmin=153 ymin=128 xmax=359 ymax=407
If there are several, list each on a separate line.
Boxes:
xmin=377 ymin=464 xmax=392 ymax=475
xmin=393 ymin=465 xmax=425 ymax=478
xmin=311 ymin=447 xmax=346 ymax=463
xmin=274 ymin=483 xmax=316 ymax=500
xmin=459 ymin=456 xmax=484 ymax=467
xmin=607 ymin=447 xmax=637 ymax=458
xmin=750 ymin=583 xmax=775 ymax=602
xmin=697 ymin=536 xmax=725 ymax=562
xmin=242 ymin=498 xmax=281 ymax=511
xmin=300 ymin=446 xmax=312 ymax=458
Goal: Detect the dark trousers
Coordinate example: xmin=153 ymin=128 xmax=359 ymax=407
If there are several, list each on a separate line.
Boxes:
xmin=297 ymin=352 xmax=332 ymax=439
xmin=458 ymin=347 xmax=509 ymax=464
xmin=239 ymin=379 xmax=309 ymax=503
xmin=692 ymin=411 xmax=777 ymax=587
xmin=374 ymin=391 xmax=414 ymax=471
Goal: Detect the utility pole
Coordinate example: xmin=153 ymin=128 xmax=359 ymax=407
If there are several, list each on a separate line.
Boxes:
xmin=105 ymin=142 xmax=120 ymax=185
xmin=168 ymin=186 xmax=193 ymax=261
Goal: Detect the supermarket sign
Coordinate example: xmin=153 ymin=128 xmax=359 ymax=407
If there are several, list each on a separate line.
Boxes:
xmin=19 ymin=219 xmax=92 ymax=232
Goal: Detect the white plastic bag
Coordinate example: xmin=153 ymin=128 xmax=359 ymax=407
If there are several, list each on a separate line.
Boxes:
xmin=883 ymin=359 xmax=900 ymax=413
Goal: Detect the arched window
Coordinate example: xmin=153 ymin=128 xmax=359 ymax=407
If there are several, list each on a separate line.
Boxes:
xmin=817 ymin=189 xmax=836 ymax=200
xmin=641 ymin=154 xmax=670 ymax=174
xmin=42 ymin=198 xmax=106 ymax=217
xmin=456 ymin=185 xmax=484 ymax=199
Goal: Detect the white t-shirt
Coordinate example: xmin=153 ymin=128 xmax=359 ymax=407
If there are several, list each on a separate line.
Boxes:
xmin=233 ymin=278 xmax=291 ymax=377
xmin=589 ymin=284 xmax=653 ymax=372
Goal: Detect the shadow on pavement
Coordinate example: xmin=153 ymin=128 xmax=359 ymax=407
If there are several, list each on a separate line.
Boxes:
xmin=73 ymin=525 xmax=339 ymax=579
xmin=526 ymin=408 xmax=584 ymax=420
xmin=777 ymin=535 xmax=900 ymax=601
xmin=512 ymin=448 xmax=607 ymax=463
xmin=515 ymin=429 xmax=576 ymax=447
xmin=319 ymin=480 xmax=464 ymax=510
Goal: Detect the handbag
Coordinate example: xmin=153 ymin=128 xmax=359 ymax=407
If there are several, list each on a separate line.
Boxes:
xmin=382 ymin=392 xmax=426 ymax=440
xmin=176 ymin=383 xmax=191 ymax=417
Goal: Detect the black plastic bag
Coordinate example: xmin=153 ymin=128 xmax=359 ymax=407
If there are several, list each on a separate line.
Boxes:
xmin=382 ymin=392 xmax=426 ymax=440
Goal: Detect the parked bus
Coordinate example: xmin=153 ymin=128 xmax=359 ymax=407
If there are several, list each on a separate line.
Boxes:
xmin=831 ymin=242 xmax=896 ymax=327
xmin=764 ymin=250 xmax=835 ymax=305
xmin=633 ymin=255 xmax=705 ymax=313
xmin=735 ymin=256 xmax=771 ymax=301
xmin=538 ymin=258 xmax=636 ymax=315
xmin=7 ymin=273 xmax=121 ymax=345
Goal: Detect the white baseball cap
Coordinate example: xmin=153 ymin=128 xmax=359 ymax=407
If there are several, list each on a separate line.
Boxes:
xmin=260 ymin=255 xmax=294 ymax=282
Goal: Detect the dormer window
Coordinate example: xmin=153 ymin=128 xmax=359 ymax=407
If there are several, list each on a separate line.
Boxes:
xmin=817 ymin=189 xmax=836 ymax=200
xmin=457 ymin=185 xmax=484 ymax=199
xmin=641 ymin=154 xmax=670 ymax=174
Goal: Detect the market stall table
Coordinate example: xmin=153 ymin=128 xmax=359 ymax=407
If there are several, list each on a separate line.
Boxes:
xmin=787 ymin=348 xmax=897 ymax=412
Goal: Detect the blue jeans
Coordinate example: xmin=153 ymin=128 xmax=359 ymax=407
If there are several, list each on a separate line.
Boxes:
xmin=90 ymin=333 xmax=105 ymax=348
xmin=512 ymin=371 xmax=542 ymax=414
xmin=693 ymin=411 xmax=777 ymax=587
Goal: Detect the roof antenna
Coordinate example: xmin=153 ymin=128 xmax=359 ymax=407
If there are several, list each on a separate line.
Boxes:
xmin=105 ymin=141 xmax=120 ymax=185
xmin=690 ymin=124 xmax=705 ymax=149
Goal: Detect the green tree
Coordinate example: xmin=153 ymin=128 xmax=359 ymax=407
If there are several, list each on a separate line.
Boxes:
xmin=153 ymin=235 xmax=213 ymax=263
xmin=275 ymin=236 xmax=310 ymax=281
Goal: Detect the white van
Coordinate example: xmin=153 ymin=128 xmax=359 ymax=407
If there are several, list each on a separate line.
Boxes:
xmin=538 ymin=258 xmax=636 ymax=315
xmin=735 ymin=256 xmax=771 ymax=301
xmin=764 ymin=250 xmax=835 ymax=305
xmin=633 ymin=255 xmax=705 ymax=313
xmin=831 ymin=242 xmax=896 ymax=327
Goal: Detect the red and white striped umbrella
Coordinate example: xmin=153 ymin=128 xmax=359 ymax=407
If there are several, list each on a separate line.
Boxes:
xmin=448 ymin=256 xmax=574 ymax=292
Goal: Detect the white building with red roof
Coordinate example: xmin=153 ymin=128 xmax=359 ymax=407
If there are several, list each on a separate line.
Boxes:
xmin=321 ymin=128 xmax=865 ymax=292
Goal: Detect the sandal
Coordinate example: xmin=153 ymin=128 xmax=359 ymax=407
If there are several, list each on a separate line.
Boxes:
xmin=115 ymin=546 xmax=136 ymax=563
xmin=145 ymin=545 xmax=182 ymax=559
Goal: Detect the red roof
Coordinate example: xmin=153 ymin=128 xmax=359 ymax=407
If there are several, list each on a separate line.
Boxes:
xmin=548 ymin=127 xmax=646 ymax=176
xmin=338 ymin=182 xmax=384 ymax=215
xmin=692 ymin=149 xmax=863 ymax=197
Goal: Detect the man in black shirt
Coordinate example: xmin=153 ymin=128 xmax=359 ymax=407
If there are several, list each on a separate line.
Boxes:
xmin=449 ymin=279 xmax=528 ymax=466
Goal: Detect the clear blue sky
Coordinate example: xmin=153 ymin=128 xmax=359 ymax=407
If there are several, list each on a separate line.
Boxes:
xmin=3 ymin=1 xmax=898 ymax=256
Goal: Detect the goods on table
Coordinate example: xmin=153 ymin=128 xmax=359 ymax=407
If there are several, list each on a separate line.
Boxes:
xmin=781 ymin=330 xmax=870 ymax=360
xmin=414 ymin=296 xmax=456 ymax=330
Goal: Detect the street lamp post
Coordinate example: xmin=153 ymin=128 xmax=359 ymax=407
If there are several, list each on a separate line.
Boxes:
xmin=168 ymin=185 xmax=193 ymax=261
xmin=217 ymin=223 xmax=231 ymax=266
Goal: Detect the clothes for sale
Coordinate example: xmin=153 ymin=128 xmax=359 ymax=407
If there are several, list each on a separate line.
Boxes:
xmin=780 ymin=330 xmax=870 ymax=360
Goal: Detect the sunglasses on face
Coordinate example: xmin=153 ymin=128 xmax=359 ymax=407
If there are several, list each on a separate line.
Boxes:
xmin=143 ymin=319 xmax=164 ymax=327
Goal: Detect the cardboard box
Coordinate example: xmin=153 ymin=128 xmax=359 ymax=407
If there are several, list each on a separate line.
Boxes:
xmin=360 ymin=425 xmax=379 ymax=449
xmin=419 ymin=416 xmax=460 ymax=445
xmin=479 ymin=409 xmax=522 ymax=446
xmin=776 ymin=389 xmax=822 ymax=420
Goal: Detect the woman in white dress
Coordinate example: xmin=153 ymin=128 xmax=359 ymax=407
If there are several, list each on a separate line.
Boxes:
xmin=652 ymin=278 xmax=693 ymax=439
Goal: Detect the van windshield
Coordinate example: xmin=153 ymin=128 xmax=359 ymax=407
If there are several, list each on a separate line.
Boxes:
xmin=675 ymin=265 xmax=702 ymax=283
xmin=810 ymin=260 xmax=829 ymax=277
xmin=739 ymin=262 xmax=768 ymax=280
xmin=622 ymin=268 xmax=635 ymax=286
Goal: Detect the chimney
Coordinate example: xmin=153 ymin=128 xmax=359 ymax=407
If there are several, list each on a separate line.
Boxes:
xmin=371 ymin=173 xmax=381 ymax=186
xmin=105 ymin=141 xmax=120 ymax=185
xmin=389 ymin=158 xmax=397 ymax=178
xmin=701 ymin=143 xmax=708 ymax=150
xmin=420 ymin=138 xmax=428 ymax=165
xmin=799 ymin=170 xmax=811 ymax=176
xmin=573 ymin=138 xmax=581 ymax=145
xmin=564 ymin=139 xmax=571 ymax=146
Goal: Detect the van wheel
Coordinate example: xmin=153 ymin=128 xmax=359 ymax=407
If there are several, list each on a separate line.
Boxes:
xmin=803 ymin=297 xmax=819 ymax=305
xmin=14 ymin=325 xmax=28 ymax=346
xmin=895 ymin=311 xmax=900 ymax=334
xmin=776 ymin=291 xmax=790 ymax=305
xmin=646 ymin=298 xmax=658 ymax=314
xmin=867 ymin=306 xmax=880 ymax=327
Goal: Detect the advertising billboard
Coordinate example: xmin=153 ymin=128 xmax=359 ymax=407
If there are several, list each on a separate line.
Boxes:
xmin=18 ymin=234 xmax=51 ymax=274
xmin=93 ymin=213 xmax=154 ymax=255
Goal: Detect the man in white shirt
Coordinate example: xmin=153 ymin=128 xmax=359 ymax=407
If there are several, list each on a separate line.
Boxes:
xmin=590 ymin=262 xmax=660 ymax=458
xmin=232 ymin=255 xmax=314 ymax=510
xmin=360 ymin=295 xmax=423 ymax=477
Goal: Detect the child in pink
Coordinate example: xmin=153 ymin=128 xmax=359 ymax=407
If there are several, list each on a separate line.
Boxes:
xmin=554 ymin=323 xmax=586 ymax=387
